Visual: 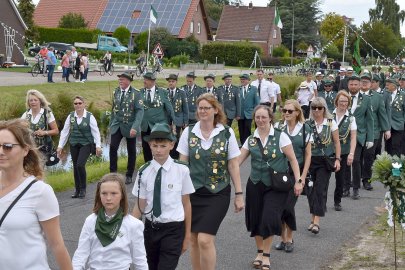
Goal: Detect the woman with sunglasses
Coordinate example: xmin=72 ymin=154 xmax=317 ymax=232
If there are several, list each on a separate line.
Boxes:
xmin=332 ymin=91 xmax=357 ymax=211
xmin=273 ymin=100 xmax=312 ymax=253
xmin=238 ymin=105 xmax=301 ymax=270
xmin=307 ymin=97 xmax=341 ymax=234
xmin=0 ymin=119 xmax=72 ymax=270
xmin=21 ymin=89 xmax=59 ymax=162
xmin=57 ymin=96 xmax=102 ymax=199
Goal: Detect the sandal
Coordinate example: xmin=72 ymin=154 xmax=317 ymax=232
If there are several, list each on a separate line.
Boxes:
xmin=252 ymin=249 xmax=263 ymax=269
xmin=311 ymin=224 xmax=320 ymax=234
xmin=261 ymin=253 xmax=271 ymax=270
xmin=307 ymin=222 xmax=314 ymax=231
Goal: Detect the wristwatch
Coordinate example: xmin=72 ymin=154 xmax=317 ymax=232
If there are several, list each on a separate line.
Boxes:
xmin=335 ymin=157 xmax=342 ymax=161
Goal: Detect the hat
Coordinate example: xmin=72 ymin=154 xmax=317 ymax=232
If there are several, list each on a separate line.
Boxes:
xmin=392 ymin=74 xmax=401 ymax=80
xmin=117 ymin=72 xmax=133 ymax=81
xmin=268 ymin=71 xmax=274 ymax=75
xmin=347 ymin=67 xmax=354 ymax=72
xmin=143 ymin=72 xmax=156 ymax=80
xmin=324 ymin=79 xmax=333 ymax=86
xmin=360 ymin=73 xmax=371 ymax=81
xmin=222 ymin=73 xmax=232 ymax=80
xmin=339 ymin=67 xmax=346 ymax=72
xmin=400 ymin=75 xmax=405 ymax=81
xmin=371 ymin=74 xmax=380 ymax=82
xmin=166 ymin=74 xmax=178 ymax=81
xmin=386 ymin=78 xmax=399 ymax=86
xmin=328 ymin=74 xmax=335 ymax=79
xmin=143 ymin=123 xmax=177 ymax=142
xmin=204 ymin=73 xmax=215 ymax=80
xmin=299 ymin=82 xmax=308 ymax=88
xmin=315 ymin=71 xmax=322 ymax=76
xmin=186 ymin=71 xmax=196 ymax=78
xmin=348 ymin=75 xmax=360 ymax=81
xmin=239 ymin=73 xmax=250 ymax=80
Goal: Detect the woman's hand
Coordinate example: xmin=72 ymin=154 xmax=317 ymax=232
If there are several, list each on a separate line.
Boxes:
xmin=334 ymin=159 xmax=341 ymax=172
xmin=96 ymin=147 xmax=102 ymax=157
xmin=234 ymin=194 xmax=244 ymax=213
xmin=347 ymin=153 xmax=354 ymax=166
xmin=294 ymin=182 xmax=303 ymax=196
xmin=56 ymin=147 xmax=63 ymax=158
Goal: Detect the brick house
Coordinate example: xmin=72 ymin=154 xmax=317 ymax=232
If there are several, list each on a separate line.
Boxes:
xmin=215 ymin=4 xmax=282 ymax=56
xmin=34 ymin=0 xmax=212 ymax=44
xmin=0 ymin=0 xmax=27 ymax=65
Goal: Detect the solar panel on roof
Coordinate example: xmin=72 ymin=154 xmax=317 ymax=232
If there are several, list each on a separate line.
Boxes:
xmin=97 ymin=0 xmax=192 ymax=35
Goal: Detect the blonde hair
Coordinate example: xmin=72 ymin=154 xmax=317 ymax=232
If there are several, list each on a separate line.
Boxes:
xmin=310 ymin=97 xmax=333 ymax=119
xmin=196 ymin=93 xmax=227 ymax=126
xmin=281 ymin=99 xmax=305 ymax=123
xmin=25 ymin=89 xmax=51 ymax=110
xmin=334 ymin=90 xmax=352 ymax=108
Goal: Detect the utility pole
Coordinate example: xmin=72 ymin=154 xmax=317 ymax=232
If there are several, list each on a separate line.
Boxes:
xmin=342 ymin=25 xmax=347 ymax=63
xmin=290 ymin=3 xmax=295 ymax=67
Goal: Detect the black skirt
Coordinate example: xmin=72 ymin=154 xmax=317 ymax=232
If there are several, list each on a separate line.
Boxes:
xmin=245 ymin=179 xmax=267 ymax=237
xmin=190 ymin=185 xmax=231 ymax=235
xmin=281 ymin=190 xmax=298 ymax=231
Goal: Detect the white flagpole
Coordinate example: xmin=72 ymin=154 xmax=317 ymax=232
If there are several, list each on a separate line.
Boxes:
xmin=147 ymin=18 xmax=151 ymax=67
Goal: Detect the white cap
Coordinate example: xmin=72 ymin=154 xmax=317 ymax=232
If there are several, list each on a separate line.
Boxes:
xmin=315 ymin=72 xmax=322 ymax=76
xmin=347 ymin=67 xmax=354 ymax=71
xmin=339 ymin=67 xmax=346 ymax=72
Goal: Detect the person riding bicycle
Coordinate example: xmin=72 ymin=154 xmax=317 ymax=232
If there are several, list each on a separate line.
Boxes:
xmin=136 ymin=51 xmax=146 ymax=72
xmin=103 ymin=51 xmax=112 ymax=72
xmin=37 ymin=46 xmax=48 ymax=73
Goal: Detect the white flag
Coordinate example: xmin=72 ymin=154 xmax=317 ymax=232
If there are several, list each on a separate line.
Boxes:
xmin=150 ymin=5 xmax=157 ymax=24
xmin=274 ymin=6 xmax=283 ymax=29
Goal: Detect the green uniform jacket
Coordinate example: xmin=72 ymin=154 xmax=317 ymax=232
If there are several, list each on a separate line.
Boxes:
xmin=109 ymin=86 xmax=144 ymax=138
xmin=167 ymin=88 xmax=189 ymax=127
xmin=182 ymin=84 xmax=204 ymax=121
xmin=352 ymin=93 xmax=374 ymax=146
xmin=240 ymin=84 xmax=260 ymax=119
xmin=218 ymin=84 xmax=241 ymax=120
xmin=390 ymin=90 xmax=405 ymax=131
xmin=140 ymin=87 xmax=175 ymax=132
xmin=318 ymin=90 xmax=337 ymax=113
xmin=366 ymin=90 xmax=390 ymax=139
xmin=203 ymin=87 xmax=223 ymax=105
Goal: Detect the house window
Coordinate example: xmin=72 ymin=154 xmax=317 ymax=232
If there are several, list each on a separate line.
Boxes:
xmin=273 ymin=29 xmax=277 ymax=39
xmin=269 ymin=45 xmax=273 ymax=56
xmin=254 ymin=25 xmax=259 ymax=32
xmin=132 ymin=10 xmax=141 ymax=19
xmin=190 ymin=21 xmax=194 ymax=33
xmin=197 ymin=22 xmax=201 ymax=34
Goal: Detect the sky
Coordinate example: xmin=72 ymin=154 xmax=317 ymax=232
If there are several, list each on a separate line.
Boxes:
xmin=243 ymin=0 xmax=405 ymax=37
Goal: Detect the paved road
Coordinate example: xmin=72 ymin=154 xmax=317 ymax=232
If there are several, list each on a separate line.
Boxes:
xmin=49 ymin=157 xmax=386 ymax=270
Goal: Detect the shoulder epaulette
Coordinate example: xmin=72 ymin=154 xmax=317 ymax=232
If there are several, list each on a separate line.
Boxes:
xmin=138 ymin=161 xmax=151 ymax=173
xmin=174 ymin=159 xmax=189 ymax=166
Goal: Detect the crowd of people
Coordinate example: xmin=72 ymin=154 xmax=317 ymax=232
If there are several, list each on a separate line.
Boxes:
xmin=1 ymin=67 xmax=405 ymax=270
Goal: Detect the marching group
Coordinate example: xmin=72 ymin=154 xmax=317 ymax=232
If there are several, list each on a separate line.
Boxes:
xmin=1 ymin=67 xmax=405 ymax=270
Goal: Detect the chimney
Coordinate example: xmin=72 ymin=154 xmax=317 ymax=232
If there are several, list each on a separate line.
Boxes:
xmin=248 ymin=2 xmax=253 ymax=9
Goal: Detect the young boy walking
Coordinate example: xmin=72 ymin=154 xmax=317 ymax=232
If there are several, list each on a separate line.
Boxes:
xmin=132 ymin=123 xmax=194 ymax=270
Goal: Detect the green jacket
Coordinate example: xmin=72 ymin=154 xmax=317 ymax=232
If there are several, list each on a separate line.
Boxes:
xmin=182 ymin=84 xmax=204 ymax=121
xmin=318 ymin=91 xmax=337 ymax=113
xmin=351 ymin=93 xmax=374 ymax=146
xmin=389 ymin=90 xmax=405 ymax=131
xmin=218 ymin=84 xmax=241 ymax=120
xmin=167 ymin=88 xmax=189 ymax=127
xmin=365 ymin=90 xmax=390 ymax=139
xmin=240 ymin=84 xmax=260 ymax=119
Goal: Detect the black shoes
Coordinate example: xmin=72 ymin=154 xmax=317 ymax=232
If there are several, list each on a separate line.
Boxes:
xmin=125 ymin=176 xmax=133 ymax=184
xmin=363 ymin=181 xmax=373 ymax=190
xmin=284 ymin=241 xmax=294 ymax=253
xmin=275 ymin=242 xmax=285 ymax=250
xmin=352 ymin=189 xmax=360 ymax=200
xmin=71 ymin=191 xmax=79 ymax=198
xmin=342 ymin=190 xmax=350 ymax=197
xmin=78 ymin=189 xmax=86 ymax=198
xmin=334 ymin=203 xmax=342 ymax=211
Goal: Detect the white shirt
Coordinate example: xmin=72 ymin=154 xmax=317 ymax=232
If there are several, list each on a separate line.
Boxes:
xmin=120 ymin=85 xmax=131 ymax=95
xmin=307 ymin=80 xmax=318 ymax=102
xmin=242 ymin=126 xmax=291 ymax=152
xmin=350 ymin=92 xmax=360 ymax=114
xmin=72 ymin=214 xmax=148 ymax=270
xmin=391 ymin=90 xmax=397 ymax=104
xmin=270 ymin=81 xmax=281 ymax=103
xmin=177 ymin=122 xmax=241 ymax=160
xmin=132 ymin=157 xmax=195 ymax=223
xmin=145 ymin=85 xmax=156 ymax=101
xmin=0 ymin=176 xmax=59 ymax=270
xmin=58 ymin=109 xmax=102 ymax=148
xmin=274 ymin=121 xmax=313 ymax=143
xmin=206 ymin=87 xmax=214 ymax=94
xmin=297 ymin=88 xmax=314 ymax=106
xmin=251 ymin=79 xmax=274 ymax=103
xmin=21 ymin=108 xmax=56 ymax=124
xmin=314 ymin=118 xmax=338 ymax=133
xmin=375 ymin=87 xmax=382 ymax=93
xmin=333 ymin=109 xmax=357 ymax=130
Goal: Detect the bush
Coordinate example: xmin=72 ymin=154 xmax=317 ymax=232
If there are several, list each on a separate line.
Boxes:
xmin=58 ymin=12 xmax=88 ymax=29
xmin=37 ymin=27 xmax=102 ymax=44
xmin=261 ymin=57 xmax=304 ymax=66
xmin=202 ymin=42 xmax=262 ymax=67
xmin=113 ymin=26 xmax=131 ymax=47
xmin=272 ymin=45 xmax=290 ymax=57
xmin=169 ymin=54 xmax=190 ymax=67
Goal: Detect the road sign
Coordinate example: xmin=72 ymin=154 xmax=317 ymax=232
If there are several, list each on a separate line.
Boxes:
xmin=152 ymin=43 xmax=164 ymax=56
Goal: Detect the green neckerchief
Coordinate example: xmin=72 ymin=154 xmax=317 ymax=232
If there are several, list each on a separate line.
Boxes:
xmin=95 ymin=207 xmax=124 ymax=247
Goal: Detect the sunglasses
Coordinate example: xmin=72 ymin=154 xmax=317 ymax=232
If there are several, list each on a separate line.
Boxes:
xmin=282 ymin=109 xmax=296 ymax=114
xmin=0 ymin=143 xmax=20 ymax=152
xmin=74 ymin=102 xmax=83 ymax=105
xmin=311 ymin=106 xmax=324 ymax=111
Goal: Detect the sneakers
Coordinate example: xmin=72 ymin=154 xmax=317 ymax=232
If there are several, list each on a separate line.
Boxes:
xmin=334 ymin=203 xmax=342 ymax=211
xmin=125 ymin=176 xmax=133 ymax=184
xmin=363 ymin=181 xmax=373 ymax=190
xmin=342 ymin=190 xmax=350 ymax=197
xmin=352 ymin=189 xmax=360 ymax=200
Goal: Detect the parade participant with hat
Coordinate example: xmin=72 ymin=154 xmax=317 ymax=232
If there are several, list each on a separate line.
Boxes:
xmin=339 ymin=67 xmax=354 ymax=90
xmin=109 ymin=72 xmax=144 ymax=185
xmin=140 ymin=72 xmax=175 ymax=163
xmin=251 ymin=69 xmax=274 ymax=109
xmin=217 ymin=73 xmax=241 ymax=126
xmin=182 ymin=72 xmax=204 ymax=125
xmin=239 ymin=73 xmax=260 ymax=145
xmin=315 ymin=71 xmax=325 ymax=92
xmin=295 ymin=81 xmax=314 ymax=119
xmin=177 ymin=93 xmax=244 ymax=270
xmin=399 ymin=75 xmax=405 ymax=92
xmin=203 ymin=73 xmax=223 ymax=105
xmin=346 ymin=75 xmax=374 ymax=200
xmin=166 ymin=73 xmax=189 ymax=159
xmin=335 ymin=67 xmax=346 ymax=91
xmin=385 ymin=78 xmax=405 ymax=157
xmin=359 ymin=73 xmax=391 ymax=191
xmin=133 ymin=123 xmax=195 ymax=270
xmin=317 ymin=79 xmax=337 ymax=112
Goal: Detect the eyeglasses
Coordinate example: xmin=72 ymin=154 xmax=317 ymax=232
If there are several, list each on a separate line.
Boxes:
xmin=324 ymin=85 xmax=332 ymax=87
xmin=311 ymin=106 xmax=324 ymax=111
xmin=0 ymin=143 xmax=20 ymax=152
xmin=198 ymin=106 xmax=213 ymax=111
xmin=338 ymin=100 xmax=349 ymax=103
xmin=282 ymin=109 xmax=296 ymax=114
xmin=74 ymin=102 xmax=83 ymax=105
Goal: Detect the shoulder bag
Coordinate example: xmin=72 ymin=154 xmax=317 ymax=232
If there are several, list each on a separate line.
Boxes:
xmin=43 ymin=110 xmax=59 ymax=166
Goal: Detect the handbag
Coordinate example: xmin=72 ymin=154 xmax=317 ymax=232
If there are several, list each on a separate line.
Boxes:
xmin=301 ymin=123 xmax=313 ymax=196
xmin=43 ymin=110 xmax=60 ymax=166
xmin=256 ymin=138 xmax=294 ymax=192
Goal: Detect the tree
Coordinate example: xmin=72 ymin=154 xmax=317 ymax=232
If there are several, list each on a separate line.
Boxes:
xmin=112 ymin=26 xmax=131 ymax=46
xmin=58 ymin=12 xmax=88 ymax=29
xmin=369 ymin=0 xmax=405 ymax=37
xmin=203 ymin=0 xmax=243 ymax=21
xmin=17 ymin=0 xmax=39 ymax=42
xmin=319 ymin=12 xmax=346 ymax=51
xmin=323 ymin=43 xmax=341 ymax=60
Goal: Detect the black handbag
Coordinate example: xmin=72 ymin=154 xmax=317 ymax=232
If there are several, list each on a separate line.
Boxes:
xmin=43 ymin=110 xmax=60 ymax=166
xmin=301 ymin=123 xmax=313 ymax=196
xmin=256 ymin=138 xmax=294 ymax=192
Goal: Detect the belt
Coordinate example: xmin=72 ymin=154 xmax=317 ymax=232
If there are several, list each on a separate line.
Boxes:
xmin=145 ymin=219 xmax=184 ymax=230
xmin=260 ymin=102 xmax=271 ymax=106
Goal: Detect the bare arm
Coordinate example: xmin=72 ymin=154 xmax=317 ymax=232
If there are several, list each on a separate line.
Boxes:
xmin=347 ymin=130 xmax=357 ymax=166
xmin=181 ymin=194 xmax=192 ymax=254
xmin=228 ymin=157 xmax=244 ymax=213
xmin=332 ymin=129 xmax=341 ymax=172
xmin=132 ymin=198 xmax=146 ymax=219
xmin=301 ymin=143 xmax=312 ymax=183
xmin=40 ymin=217 xmax=72 ymax=270
xmin=238 ymin=147 xmax=250 ymax=165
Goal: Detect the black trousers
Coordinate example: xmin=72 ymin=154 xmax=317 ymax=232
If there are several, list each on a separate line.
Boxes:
xmin=361 ymin=139 xmax=377 ymax=182
xmin=374 ymin=132 xmax=383 ymax=158
xmin=334 ymin=154 xmax=348 ymax=204
xmin=343 ymin=162 xmax=352 ymax=192
xmin=170 ymin=126 xmax=182 ymax=159
xmin=144 ymin=220 xmax=185 ymax=270
xmin=238 ymin=118 xmax=252 ymax=146
xmin=227 ymin=118 xmax=234 ymax=127
xmin=352 ymin=142 xmax=364 ymax=190
xmin=301 ymin=105 xmax=310 ymax=119
xmin=142 ymin=128 xmax=153 ymax=162
xmin=308 ymin=156 xmax=331 ymax=217
xmin=273 ymin=103 xmax=277 ymax=113
xmin=70 ymin=144 xmax=91 ymax=192
xmin=386 ymin=129 xmax=403 ymax=157
xmin=188 ymin=119 xmax=197 ymax=125
xmin=109 ymin=129 xmax=137 ymax=177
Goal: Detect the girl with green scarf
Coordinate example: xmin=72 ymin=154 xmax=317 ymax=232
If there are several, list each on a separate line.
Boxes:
xmin=72 ymin=173 xmax=148 ymax=270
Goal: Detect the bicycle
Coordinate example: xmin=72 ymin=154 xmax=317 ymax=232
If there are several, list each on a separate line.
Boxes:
xmin=135 ymin=61 xmax=147 ymax=77
xmin=151 ymin=55 xmax=163 ymax=75
xmin=31 ymin=57 xmax=47 ymax=77
xmin=99 ymin=59 xmax=115 ymax=76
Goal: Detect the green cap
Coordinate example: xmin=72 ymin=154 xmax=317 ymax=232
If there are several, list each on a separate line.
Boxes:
xmin=117 ymin=72 xmax=133 ymax=81
xmin=166 ymin=74 xmax=178 ymax=81
xmin=204 ymin=73 xmax=216 ymax=80
xmin=143 ymin=72 xmax=156 ymax=80
xmin=186 ymin=71 xmax=196 ymax=78
xmin=392 ymin=74 xmax=401 ymax=80
xmin=324 ymin=79 xmax=333 ymax=86
xmin=222 ymin=73 xmax=232 ymax=80
xmin=143 ymin=123 xmax=177 ymax=142
xmin=386 ymin=78 xmax=399 ymax=86
xmin=372 ymin=74 xmax=380 ymax=82
xmin=348 ymin=75 xmax=360 ymax=81
xmin=239 ymin=73 xmax=250 ymax=80
xmin=400 ymin=75 xmax=405 ymax=81
xmin=360 ymin=73 xmax=371 ymax=81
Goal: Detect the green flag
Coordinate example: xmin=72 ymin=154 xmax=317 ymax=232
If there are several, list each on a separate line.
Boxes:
xmin=352 ymin=35 xmax=361 ymax=74
xmin=274 ymin=6 xmax=283 ymax=29
xmin=150 ymin=5 xmax=157 ymax=24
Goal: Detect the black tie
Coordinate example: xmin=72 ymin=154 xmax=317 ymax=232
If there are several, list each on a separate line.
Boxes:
xmin=120 ymin=90 xmax=125 ymax=105
xmin=244 ymin=87 xmax=247 ymax=97
xmin=153 ymin=167 xmax=162 ymax=218
xmin=147 ymin=89 xmax=152 ymax=103
xmin=258 ymin=81 xmax=261 ymax=98
xmin=225 ymin=86 xmax=229 ymax=93
xmin=170 ymin=89 xmax=174 ymax=99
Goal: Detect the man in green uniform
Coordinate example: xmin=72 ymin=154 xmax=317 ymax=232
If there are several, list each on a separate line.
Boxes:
xmin=217 ymin=73 xmax=241 ymax=126
xmin=317 ymin=79 xmax=336 ymax=113
xmin=140 ymin=72 xmax=175 ymax=162
xmin=109 ymin=72 xmax=144 ymax=184
xmin=182 ymin=72 xmax=203 ymax=125
xmin=166 ymin=73 xmax=188 ymax=159
xmin=203 ymin=73 xmax=223 ymax=105
xmin=400 ymin=75 xmax=405 ymax=92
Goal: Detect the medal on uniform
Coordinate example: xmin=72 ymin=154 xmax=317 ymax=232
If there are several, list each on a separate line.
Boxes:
xmin=190 ymin=138 xmax=198 ymax=147
xmin=220 ymin=142 xmax=224 ymax=146
xmin=249 ymin=138 xmax=256 ymax=147
xmin=211 ymin=184 xmax=215 ymax=190
xmin=272 ymin=149 xmax=276 ymax=158
xmin=195 ymin=149 xmax=200 ymax=159
xmin=263 ymin=149 xmax=268 ymax=155
xmin=216 ymin=138 xmax=220 ymax=142
xmin=213 ymin=163 xmax=218 ymax=174
xmin=220 ymin=147 xmax=224 ymax=151
xmin=215 ymin=148 xmax=221 ymax=154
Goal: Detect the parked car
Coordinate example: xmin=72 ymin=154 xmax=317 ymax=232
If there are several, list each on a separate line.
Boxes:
xmin=28 ymin=42 xmax=74 ymax=58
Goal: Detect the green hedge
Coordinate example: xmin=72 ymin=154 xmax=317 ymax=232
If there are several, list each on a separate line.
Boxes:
xmin=261 ymin=57 xmax=305 ymax=66
xmin=202 ymin=42 xmax=262 ymax=67
xmin=78 ymin=50 xmax=140 ymax=64
xmin=37 ymin=27 xmax=102 ymax=44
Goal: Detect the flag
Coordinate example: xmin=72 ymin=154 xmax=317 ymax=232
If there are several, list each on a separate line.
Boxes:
xmin=274 ymin=6 xmax=283 ymax=29
xmin=150 ymin=5 xmax=157 ymax=24
xmin=352 ymin=35 xmax=361 ymax=74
